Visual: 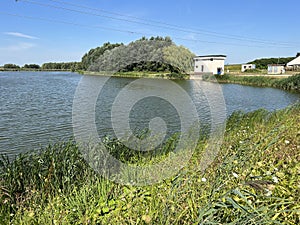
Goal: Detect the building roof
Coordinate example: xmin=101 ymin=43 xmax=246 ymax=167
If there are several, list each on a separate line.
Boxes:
xmin=287 ymin=55 xmax=300 ymax=66
xmin=195 ymin=55 xmax=227 ymax=58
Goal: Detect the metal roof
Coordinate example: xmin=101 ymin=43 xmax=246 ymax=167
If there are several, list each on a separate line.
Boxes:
xmin=195 ymin=55 xmax=227 ymax=58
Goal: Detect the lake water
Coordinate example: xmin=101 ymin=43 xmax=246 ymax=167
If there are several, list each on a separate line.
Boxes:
xmin=0 ymin=71 xmax=299 ymax=158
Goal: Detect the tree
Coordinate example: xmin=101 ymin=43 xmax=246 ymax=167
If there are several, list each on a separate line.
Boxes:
xmin=3 ymin=64 xmax=20 ymax=69
xmin=23 ymin=64 xmax=40 ymax=69
xmin=81 ymin=42 xmax=123 ymax=70
xmin=163 ymin=45 xmax=195 ymax=73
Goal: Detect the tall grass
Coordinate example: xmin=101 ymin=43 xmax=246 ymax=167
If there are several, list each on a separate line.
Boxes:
xmin=204 ymin=74 xmax=300 ymax=92
xmin=1 ymin=105 xmax=300 ymax=224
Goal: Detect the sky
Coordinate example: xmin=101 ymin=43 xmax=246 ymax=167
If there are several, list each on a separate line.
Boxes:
xmin=0 ymin=0 xmax=299 ymax=65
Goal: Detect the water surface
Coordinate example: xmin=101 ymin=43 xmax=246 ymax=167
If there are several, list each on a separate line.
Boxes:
xmin=0 ymin=72 xmax=299 ymax=157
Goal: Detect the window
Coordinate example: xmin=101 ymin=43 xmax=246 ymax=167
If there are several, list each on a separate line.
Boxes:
xmin=201 ymin=65 xmax=204 ymax=72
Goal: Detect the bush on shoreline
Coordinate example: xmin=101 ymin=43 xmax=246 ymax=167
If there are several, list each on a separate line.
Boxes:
xmin=203 ymin=74 xmax=300 ymax=92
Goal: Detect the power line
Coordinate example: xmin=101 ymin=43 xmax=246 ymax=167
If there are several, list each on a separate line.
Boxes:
xmin=0 ymin=11 xmax=295 ymax=49
xmin=47 ymin=0 xmax=294 ymax=46
xmin=16 ymin=0 xmax=296 ymax=47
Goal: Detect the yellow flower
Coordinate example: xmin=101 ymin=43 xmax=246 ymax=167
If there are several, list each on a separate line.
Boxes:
xmin=142 ymin=215 xmax=152 ymax=224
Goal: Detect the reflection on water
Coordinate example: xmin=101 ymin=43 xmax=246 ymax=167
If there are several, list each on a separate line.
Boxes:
xmin=0 ymin=72 xmax=299 ymax=157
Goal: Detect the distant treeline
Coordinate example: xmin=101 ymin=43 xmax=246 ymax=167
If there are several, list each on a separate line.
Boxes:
xmin=0 ymin=62 xmax=83 ymax=71
xmin=41 ymin=62 xmax=83 ymax=71
xmin=248 ymin=57 xmax=296 ymax=69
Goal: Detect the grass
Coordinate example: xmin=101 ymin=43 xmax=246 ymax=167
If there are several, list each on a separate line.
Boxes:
xmin=1 ymin=105 xmax=300 ymax=224
xmin=203 ymin=74 xmax=300 ymax=92
xmin=83 ymin=71 xmax=189 ymax=79
xmin=224 ymin=64 xmax=241 ymax=72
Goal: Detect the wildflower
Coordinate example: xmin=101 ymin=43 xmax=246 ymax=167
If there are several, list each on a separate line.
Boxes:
xmin=265 ymin=189 xmax=272 ymax=196
xmin=284 ymin=140 xmax=290 ymax=144
xmin=232 ymin=172 xmax=239 ymax=178
xmin=272 ymin=176 xmax=279 ymax=183
xmin=142 ymin=215 xmax=152 ymax=224
xmin=266 ymin=171 xmax=272 ymax=176
xmin=201 ymin=177 xmax=207 ymax=182
xmin=28 ymin=211 xmax=34 ymax=218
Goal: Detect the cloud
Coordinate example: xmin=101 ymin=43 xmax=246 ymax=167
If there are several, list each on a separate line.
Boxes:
xmin=0 ymin=42 xmax=36 ymax=51
xmin=4 ymin=32 xmax=39 ymax=40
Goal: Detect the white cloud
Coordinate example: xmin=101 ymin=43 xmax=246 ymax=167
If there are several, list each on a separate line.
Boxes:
xmin=0 ymin=42 xmax=36 ymax=51
xmin=4 ymin=32 xmax=39 ymax=40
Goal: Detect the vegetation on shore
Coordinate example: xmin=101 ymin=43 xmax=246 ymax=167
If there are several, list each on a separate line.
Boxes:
xmin=204 ymin=74 xmax=300 ymax=92
xmin=1 ymin=105 xmax=299 ymax=224
xmin=0 ymin=62 xmax=83 ymax=72
xmin=84 ymin=36 xmax=195 ymax=78
xmin=248 ymin=56 xmax=297 ymax=69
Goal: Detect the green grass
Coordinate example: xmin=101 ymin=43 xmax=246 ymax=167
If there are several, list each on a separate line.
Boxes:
xmin=83 ymin=71 xmax=189 ymax=79
xmin=1 ymin=105 xmax=300 ymax=224
xmin=204 ymin=74 xmax=300 ymax=92
xmin=224 ymin=64 xmax=241 ymax=72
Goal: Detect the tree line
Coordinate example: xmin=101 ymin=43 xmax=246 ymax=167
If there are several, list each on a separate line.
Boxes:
xmin=1 ymin=62 xmax=83 ymax=71
xmin=1 ymin=36 xmax=195 ymax=75
xmin=248 ymin=57 xmax=295 ymax=69
xmin=85 ymin=36 xmax=195 ymax=74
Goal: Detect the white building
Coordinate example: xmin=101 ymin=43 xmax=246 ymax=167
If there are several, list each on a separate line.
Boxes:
xmin=241 ymin=64 xmax=256 ymax=72
xmin=286 ymin=53 xmax=300 ymax=70
xmin=267 ymin=64 xmax=285 ymax=75
xmin=194 ymin=55 xmax=226 ymax=75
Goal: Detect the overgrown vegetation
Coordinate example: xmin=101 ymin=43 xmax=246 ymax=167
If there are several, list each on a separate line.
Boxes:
xmin=204 ymin=74 xmax=300 ymax=92
xmin=1 ymin=105 xmax=299 ymax=224
xmin=85 ymin=36 xmax=195 ymax=77
xmin=248 ymin=57 xmax=295 ymax=69
xmin=81 ymin=42 xmax=123 ymax=70
xmin=41 ymin=62 xmax=83 ymax=72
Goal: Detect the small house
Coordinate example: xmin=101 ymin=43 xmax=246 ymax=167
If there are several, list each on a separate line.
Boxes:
xmin=267 ymin=64 xmax=285 ymax=75
xmin=241 ymin=64 xmax=256 ymax=72
xmin=286 ymin=53 xmax=300 ymax=70
xmin=194 ymin=55 xmax=226 ymax=75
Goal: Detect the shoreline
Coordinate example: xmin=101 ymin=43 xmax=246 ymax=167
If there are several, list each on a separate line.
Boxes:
xmin=203 ymin=74 xmax=300 ymax=93
xmin=1 ymin=104 xmax=299 ymax=224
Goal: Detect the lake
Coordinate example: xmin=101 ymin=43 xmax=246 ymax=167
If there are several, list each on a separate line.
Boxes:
xmin=0 ymin=71 xmax=299 ymax=158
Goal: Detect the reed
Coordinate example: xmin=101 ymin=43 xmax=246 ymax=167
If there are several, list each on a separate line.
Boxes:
xmin=1 ymin=105 xmax=299 ymax=224
xmin=204 ymin=74 xmax=300 ymax=92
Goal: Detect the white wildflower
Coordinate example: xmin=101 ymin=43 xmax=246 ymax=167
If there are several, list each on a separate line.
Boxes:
xmin=265 ymin=189 xmax=272 ymax=197
xmin=284 ymin=140 xmax=290 ymax=144
xmin=232 ymin=172 xmax=239 ymax=178
xmin=201 ymin=177 xmax=207 ymax=182
xmin=272 ymin=176 xmax=279 ymax=183
xmin=266 ymin=171 xmax=272 ymax=176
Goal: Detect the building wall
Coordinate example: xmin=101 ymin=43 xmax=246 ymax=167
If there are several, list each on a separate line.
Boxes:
xmin=241 ymin=64 xmax=256 ymax=72
xmin=267 ymin=65 xmax=285 ymax=74
xmin=194 ymin=57 xmax=225 ymax=75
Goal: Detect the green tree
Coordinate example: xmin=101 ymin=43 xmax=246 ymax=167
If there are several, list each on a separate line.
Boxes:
xmin=163 ymin=45 xmax=195 ymax=73
xmin=3 ymin=64 xmax=20 ymax=69
xmin=81 ymin=42 xmax=123 ymax=70
xmin=23 ymin=64 xmax=40 ymax=69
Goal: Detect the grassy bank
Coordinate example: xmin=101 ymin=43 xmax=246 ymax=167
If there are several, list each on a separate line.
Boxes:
xmin=83 ymin=71 xmax=189 ymax=79
xmin=204 ymin=74 xmax=300 ymax=92
xmin=1 ymin=105 xmax=300 ymax=224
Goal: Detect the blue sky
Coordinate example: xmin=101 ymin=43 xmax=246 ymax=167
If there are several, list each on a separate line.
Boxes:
xmin=0 ymin=0 xmax=299 ymax=65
